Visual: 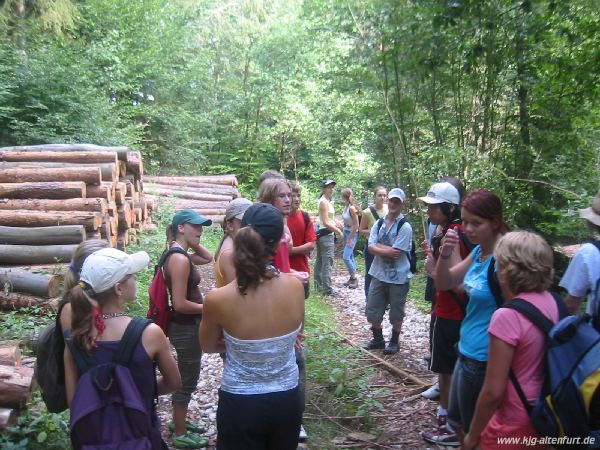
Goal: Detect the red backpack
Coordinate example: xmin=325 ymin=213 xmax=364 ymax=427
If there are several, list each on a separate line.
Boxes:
xmin=147 ymin=247 xmax=192 ymax=333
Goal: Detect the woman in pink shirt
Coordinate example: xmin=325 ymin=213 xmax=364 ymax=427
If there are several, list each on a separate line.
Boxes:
xmin=463 ymin=231 xmax=560 ymax=450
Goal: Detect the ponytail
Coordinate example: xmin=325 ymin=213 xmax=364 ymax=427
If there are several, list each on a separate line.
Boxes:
xmin=69 ymin=284 xmax=95 ymax=354
xmin=233 ymin=227 xmax=277 ymax=295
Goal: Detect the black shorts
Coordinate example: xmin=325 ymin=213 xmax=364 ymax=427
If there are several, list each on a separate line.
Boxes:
xmin=217 ymin=387 xmax=302 ymax=450
xmin=429 ymin=315 xmax=461 ymax=374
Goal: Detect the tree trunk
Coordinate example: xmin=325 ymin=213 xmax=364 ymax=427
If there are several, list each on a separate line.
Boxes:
xmin=144 ymin=196 xmax=230 ymax=211
xmin=86 ymin=183 xmax=115 ymax=203
xmin=144 ymin=186 xmax=232 ymax=202
xmin=144 ymin=177 xmax=238 ymax=195
xmin=0 ymin=264 xmax=67 ymax=275
xmin=0 ymin=244 xmax=77 ymax=264
xmin=0 ymin=225 xmax=85 ymax=245
xmin=0 ymin=151 xmax=117 ymax=165
xmin=0 ymin=342 xmax=21 ymax=366
xmin=0 ymin=182 xmax=86 ymax=199
xmin=0 ymin=198 xmax=108 ymax=215
xmin=0 ymin=162 xmax=118 ymax=183
xmin=0 ymin=167 xmax=102 ymax=185
xmin=126 ymin=151 xmax=143 ymax=178
xmin=117 ymin=203 xmax=132 ymax=231
xmin=148 ymin=175 xmax=238 ymax=186
xmin=0 ymin=269 xmax=61 ymax=298
xmin=146 ymin=183 xmax=236 ymax=197
xmin=0 ymin=144 xmax=129 ymax=160
xmin=0 ymin=210 xmax=102 ymax=231
xmin=0 ymin=364 xmax=34 ymax=409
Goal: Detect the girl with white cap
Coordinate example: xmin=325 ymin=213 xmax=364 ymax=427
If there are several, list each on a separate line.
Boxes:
xmin=63 ymin=248 xmax=181 ymax=448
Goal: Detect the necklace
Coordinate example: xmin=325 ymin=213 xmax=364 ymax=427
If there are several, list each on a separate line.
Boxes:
xmin=101 ymin=312 xmax=128 ymax=319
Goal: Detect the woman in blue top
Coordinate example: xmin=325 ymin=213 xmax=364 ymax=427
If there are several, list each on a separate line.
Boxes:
xmin=434 ymin=189 xmax=509 ymax=441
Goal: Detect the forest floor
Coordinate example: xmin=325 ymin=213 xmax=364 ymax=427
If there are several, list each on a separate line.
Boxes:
xmin=156 ymin=255 xmax=443 ymax=449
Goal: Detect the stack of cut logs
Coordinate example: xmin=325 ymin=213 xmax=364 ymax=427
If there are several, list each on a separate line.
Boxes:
xmin=0 ymin=144 xmax=153 ymax=313
xmin=144 ymin=174 xmax=239 ymax=223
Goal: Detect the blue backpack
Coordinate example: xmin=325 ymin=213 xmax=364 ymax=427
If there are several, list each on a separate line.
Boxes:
xmin=503 ymin=295 xmax=600 ymax=449
xmin=66 ymin=318 xmax=165 ymax=450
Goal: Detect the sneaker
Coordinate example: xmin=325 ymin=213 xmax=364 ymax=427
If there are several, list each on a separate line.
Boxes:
xmin=364 ymin=338 xmax=385 ymax=350
xmin=348 ymin=277 xmax=359 ymax=289
xmin=383 ymin=341 xmax=399 ymax=355
xmin=299 ymin=424 xmax=308 ymax=442
xmin=343 ymin=277 xmax=352 ymax=287
xmin=421 ymin=417 xmax=460 ymax=447
xmin=168 ymin=420 xmax=207 ymax=435
xmin=421 ymin=382 xmax=440 ymax=400
xmin=171 ymin=431 xmax=209 ymax=449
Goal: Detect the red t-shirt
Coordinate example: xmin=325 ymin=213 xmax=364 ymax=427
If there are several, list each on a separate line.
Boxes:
xmin=273 ymin=236 xmax=291 ymax=273
xmin=433 ymin=223 xmax=470 ymax=321
xmin=287 ymin=210 xmax=317 ymax=273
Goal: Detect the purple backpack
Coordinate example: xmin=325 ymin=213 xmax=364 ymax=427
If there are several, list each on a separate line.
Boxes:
xmin=66 ymin=318 xmax=165 ymax=450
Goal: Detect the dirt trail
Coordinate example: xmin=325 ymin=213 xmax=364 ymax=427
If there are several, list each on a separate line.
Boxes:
xmin=157 ymin=258 xmax=440 ymax=449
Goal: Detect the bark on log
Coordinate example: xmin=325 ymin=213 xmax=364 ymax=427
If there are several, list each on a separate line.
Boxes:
xmin=117 ymin=204 xmax=132 ymax=231
xmin=0 ymin=407 xmax=17 ymax=430
xmin=87 ymin=231 xmax=102 ymax=240
xmin=0 ymin=364 xmax=34 ymax=409
xmin=0 ymin=198 xmax=108 ymax=215
xmin=0 ymin=144 xmax=129 ymax=160
xmin=0 ymin=269 xmax=61 ymax=298
xmin=0 ymin=225 xmax=85 ymax=245
xmin=148 ymin=175 xmax=238 ymax=186
xmin=0 ymin=162 xmax=118 ymax=183
xmin=0 ymin=244 xmax=77 ymax=264
xmin=0 ymin=151 xmax=118 ymax=165
xmin=0 ymin=167 xmax=102 ymax=185
xmin=0 ymin=182 xmax=86 ymax=199
xmin=0 ymin=210 xmax=102 ymax=231
xmin=144 ymin=196 xmax=229 ymax=211
xmin=147 ymin=182 xmax=238 ymax=196
xmin=87 ymin=182 xmax=115 ymax=202
xmin=126 ymin=151 xmax=143 ymax=178
xmin=197 ymin=214 xmax=224 ymax=224
xmin=0 ymin=264 xmax=67 ymax=275
xmin=144 ymin=186 xmax=232 ymax=202
xmin=0 ymin=342 xmax=21 ymax=366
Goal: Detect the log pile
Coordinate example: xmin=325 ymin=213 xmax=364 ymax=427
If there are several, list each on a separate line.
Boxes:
xmin=0 ymin=341 xmax=34 ymax=430
xmin=0 ymin=144 xmax=155 ymax=313
xmin=0 ymin=144 xmax=153 ymax=260
xmin=144 ymin=175 xmax=239 ymax=224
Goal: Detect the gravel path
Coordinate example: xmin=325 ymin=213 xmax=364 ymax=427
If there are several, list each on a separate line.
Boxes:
xmin=157 ymin=256 xmax=441 ymax=449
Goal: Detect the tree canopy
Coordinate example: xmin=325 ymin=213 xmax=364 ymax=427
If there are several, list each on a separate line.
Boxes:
xmin=0 ymin=0 xmax=598 ymax=240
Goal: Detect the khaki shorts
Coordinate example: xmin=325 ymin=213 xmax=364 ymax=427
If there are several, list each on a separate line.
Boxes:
xmin=365 ymin=278 xmax=409 ymax=326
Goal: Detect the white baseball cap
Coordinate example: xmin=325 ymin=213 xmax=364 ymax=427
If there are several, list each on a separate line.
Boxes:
xmin=388 ymin=188 xmax=406 ymax=203
xmin=418 ymin=182 xmax=460 ymax=205
xmin=80 ymin=247 xmax=150 ymax=294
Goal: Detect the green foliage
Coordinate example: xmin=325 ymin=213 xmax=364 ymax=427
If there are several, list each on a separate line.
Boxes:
xmin=0 ymin=307 xmax=51 ymax=348
xmin=0 ymin=396 xmax=70 ymax=450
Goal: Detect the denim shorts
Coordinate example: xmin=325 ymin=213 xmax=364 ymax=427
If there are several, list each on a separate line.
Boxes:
xmin=447 ymin=354 xmax=487 ymax=433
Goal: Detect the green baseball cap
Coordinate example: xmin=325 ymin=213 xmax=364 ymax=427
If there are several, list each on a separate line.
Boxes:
xmin=172 ymin=209 xmax=212 ymax=228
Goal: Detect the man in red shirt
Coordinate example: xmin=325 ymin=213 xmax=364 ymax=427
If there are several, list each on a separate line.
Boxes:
xmin=288 ymin=181 xmax=317 ymax=299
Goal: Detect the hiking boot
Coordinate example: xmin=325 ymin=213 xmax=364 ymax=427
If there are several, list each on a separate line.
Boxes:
xmin=364 ymin=327 xmax=385 ymax=350
xmin=383 ymin=330 xmax=400 ymax=354
xmin=348 ymin=277 xmax=359 ymax=289
xmin=299 ymin=424 xmax=308 ymax=442
xmin=421 ymin=381 xmax=440 ymax=400
xmin=171 ymin=431 xmax=209 ymax=449
xmin=421 ymin=415 xmax=460 ymax=447
xmin=169 ymin=420 xmax=207 ymax=435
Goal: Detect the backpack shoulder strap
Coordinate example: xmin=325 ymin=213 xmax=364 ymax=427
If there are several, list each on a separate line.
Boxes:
xmin=369 ymin=205 xmax=379 ymax=221
xmin=487 ymin=257 xmax=505 ymax=308
xmin=159 ymin=246 xmax=190 ymax=268
xmin=113 ymin=318 xmax=152 ymax=366
xmin=396 ymin=217 xmax=407 ymax=235
xmin=302 ymin=211 xmax=310 ymax=231
xmin=501 ymin=298 xmax=554 ymax=335
xmin=590 ymin=239 xmax=600 ymax=253
xmin=375 ymin=218 xmax=384 ymax=234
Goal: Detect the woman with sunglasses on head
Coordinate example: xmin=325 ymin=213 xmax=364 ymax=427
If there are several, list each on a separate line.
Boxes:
xmin=200 ymin=203 xmax=305 ymax=450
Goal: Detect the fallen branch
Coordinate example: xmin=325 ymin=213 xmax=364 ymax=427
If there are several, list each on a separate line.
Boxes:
xmin=319 ymin=322 xmax=429 ymax=387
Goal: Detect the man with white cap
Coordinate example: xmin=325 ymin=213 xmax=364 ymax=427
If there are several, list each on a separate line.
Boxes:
xmin=560 ymin=191 xmax=600 ymax=317
xmin=364 ymin=187 xmax=413 ymax=355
